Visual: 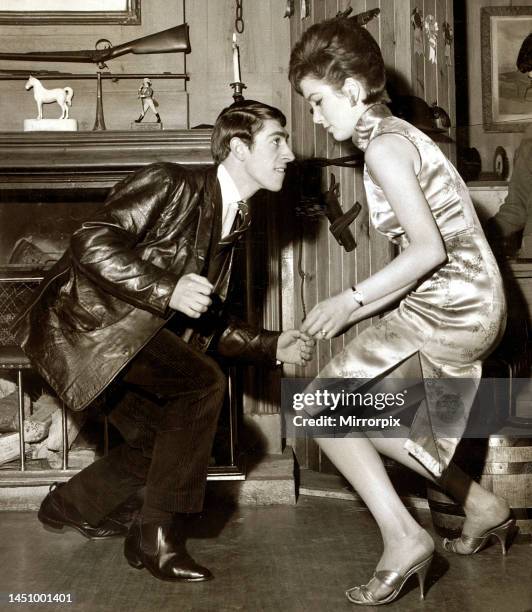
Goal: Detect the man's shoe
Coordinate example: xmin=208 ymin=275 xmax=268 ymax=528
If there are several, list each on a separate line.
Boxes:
xmin=38 ymin=483 xmax=128 ymax=540
xmin=124 ymin=517 xmax=213 ymax=582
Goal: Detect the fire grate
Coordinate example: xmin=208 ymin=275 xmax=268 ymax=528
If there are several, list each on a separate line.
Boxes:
xmin=0 ymin=268 xmax=43 ymax=346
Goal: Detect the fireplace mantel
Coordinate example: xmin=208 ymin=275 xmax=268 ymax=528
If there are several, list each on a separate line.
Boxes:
xmin=0 ymin=130 xmax=213 ymax=190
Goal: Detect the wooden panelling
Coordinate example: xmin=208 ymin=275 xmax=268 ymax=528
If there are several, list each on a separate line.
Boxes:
xmin=436 ymin=0 xmax=451 ymax=160
xmin=446 ymin=0 xmax=456 ymax=165
xmin=412 ymin=0 xmax=425 ymax=98
xmin=187 ymin=0 xmax=291 ymax=129
xmin=423 ymin=0 xmax=438 ymax=108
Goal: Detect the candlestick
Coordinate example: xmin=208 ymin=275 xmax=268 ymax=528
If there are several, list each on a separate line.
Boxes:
xmin=230 ymin=80 xmax=247 ymax=103
xmin=232 ymin=32 xmax=241 ymax=83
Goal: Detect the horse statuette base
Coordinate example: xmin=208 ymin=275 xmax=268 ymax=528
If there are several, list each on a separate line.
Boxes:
xmin=24 ymin=118 xmax=78 ymax=132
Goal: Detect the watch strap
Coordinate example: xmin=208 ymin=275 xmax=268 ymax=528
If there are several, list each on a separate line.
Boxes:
xmin=351 ymin=285 xmax=364 ymax=307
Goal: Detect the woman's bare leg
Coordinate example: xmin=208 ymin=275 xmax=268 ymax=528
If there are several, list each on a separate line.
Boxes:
xmin=316 ymin=436 xmax=434 ymax=598
xmin=369 ymin=435 xmax=510 ymax=551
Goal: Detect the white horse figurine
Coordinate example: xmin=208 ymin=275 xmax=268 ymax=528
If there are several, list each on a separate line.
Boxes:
xmin=25 ymin=75 xmax=74 ymax=120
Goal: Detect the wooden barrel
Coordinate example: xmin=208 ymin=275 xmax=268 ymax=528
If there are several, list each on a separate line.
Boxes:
xmin=427 ymin=437 xmax=532 ymax=540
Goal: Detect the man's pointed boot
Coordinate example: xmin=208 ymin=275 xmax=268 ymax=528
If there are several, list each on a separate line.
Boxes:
xmin=124 ymin=516 xmax=213 ymax=582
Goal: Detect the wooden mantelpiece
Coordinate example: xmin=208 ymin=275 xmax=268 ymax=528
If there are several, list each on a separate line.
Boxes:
xmin=0 ymin=129 xmax=213 ymax=190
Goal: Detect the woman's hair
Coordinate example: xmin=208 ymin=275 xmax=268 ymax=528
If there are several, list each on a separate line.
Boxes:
xmin=211 ymin=99 xmax=287 ymax=164
xmin=289 ymin=17 xmax=387 ymax=104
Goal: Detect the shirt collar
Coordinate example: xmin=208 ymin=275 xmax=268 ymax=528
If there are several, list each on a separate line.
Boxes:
xmin=217 ymin=163 xmax=243 ymax=206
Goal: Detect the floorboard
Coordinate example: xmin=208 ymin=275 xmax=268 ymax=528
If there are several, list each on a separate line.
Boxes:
xmin=0 ymin=496 xmax=530 ymax=612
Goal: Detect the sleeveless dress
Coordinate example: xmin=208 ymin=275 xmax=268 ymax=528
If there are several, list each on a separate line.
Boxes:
xmin=316 ymin=104 xmax=506 ymax=477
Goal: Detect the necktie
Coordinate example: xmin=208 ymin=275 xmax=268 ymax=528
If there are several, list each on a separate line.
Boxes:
xmin=219 ymin=200 xmax=251 ymax=246
xmin=235 ymin=200 xmax=251 ymax=230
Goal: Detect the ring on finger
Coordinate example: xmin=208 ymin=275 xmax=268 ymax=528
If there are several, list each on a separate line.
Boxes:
xmin=319 ymin=329 xmax=327 ymax=337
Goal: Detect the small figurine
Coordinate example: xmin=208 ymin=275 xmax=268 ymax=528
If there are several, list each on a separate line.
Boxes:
xmin=443 ymin=21 xmax=454 ymax=67
xmin=135 ymin=78 xmax=161 ymax=123
xmin=424 ymin=15 xmax=439 ymax=65
xmin=411 ymin=8 xmax=424 ymax=57
xmin=25 ymin=75 xmax=73 ymax=120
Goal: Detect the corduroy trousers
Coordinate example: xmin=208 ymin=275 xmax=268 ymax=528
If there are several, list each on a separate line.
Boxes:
xmin=61 ymin=327 xmax=226 ymax=526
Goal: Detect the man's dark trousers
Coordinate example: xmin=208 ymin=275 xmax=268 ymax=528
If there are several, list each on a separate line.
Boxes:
xmin=60 ymin=327 xmax=226 ymax=526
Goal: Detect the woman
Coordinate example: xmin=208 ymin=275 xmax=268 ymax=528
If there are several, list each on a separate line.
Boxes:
xmin=289 ymin=18 xmax=513 ymax=606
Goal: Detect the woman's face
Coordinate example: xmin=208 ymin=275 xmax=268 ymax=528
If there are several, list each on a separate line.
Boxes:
xmin=299 ymin=76 xmax=362 ymax=142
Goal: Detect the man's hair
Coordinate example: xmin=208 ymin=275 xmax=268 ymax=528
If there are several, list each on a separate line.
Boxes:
xmin=517 ymin=33 xmax=532 ymax=73
xmin=211 ymin=99 xmax=287 ymax=164
xmin=288 ymin=17 xmax=387 ymax=104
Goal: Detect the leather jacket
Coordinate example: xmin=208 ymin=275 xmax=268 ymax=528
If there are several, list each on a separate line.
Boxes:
xmin=13 ymin=162 xmax=279 ymax=411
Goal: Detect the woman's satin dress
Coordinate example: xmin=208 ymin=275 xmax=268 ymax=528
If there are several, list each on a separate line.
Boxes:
xmin=315 ymin=104 xmax=506 ymax=476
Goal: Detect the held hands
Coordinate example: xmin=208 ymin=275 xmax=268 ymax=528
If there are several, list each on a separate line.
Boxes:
xmin=169 ymin=274 xmax=316 ymax=362
xmin=276 ymin=329 xmax=315 ymax=366
xmin=169 ymin=273 xmax=213 ymax=318
xmin=301 ymin=290 xmax=359 ymax=340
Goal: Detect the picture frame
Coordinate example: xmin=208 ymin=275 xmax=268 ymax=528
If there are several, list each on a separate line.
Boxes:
xmin=481 ymin=6 xmax=532 ymax=132
xmin=0 ymin=0 xmax=141 ymax=26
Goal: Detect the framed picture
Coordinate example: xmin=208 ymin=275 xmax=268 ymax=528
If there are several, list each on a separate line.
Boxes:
xmin=0 ymin=0 xmax=141 ymax=25
xmin=481 ymin=6 xmax=532 ymax=132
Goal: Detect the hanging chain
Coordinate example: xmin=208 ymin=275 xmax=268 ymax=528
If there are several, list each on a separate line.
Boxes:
xmin=235 ymin=0 xmax=244 ymax=33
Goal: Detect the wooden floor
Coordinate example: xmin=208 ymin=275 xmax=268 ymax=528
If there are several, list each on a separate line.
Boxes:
xmin=0 ymin=495 xmax=530 ymax=612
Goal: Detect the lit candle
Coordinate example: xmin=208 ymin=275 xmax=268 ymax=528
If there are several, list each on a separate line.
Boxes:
xmin=232 ymin=32 xmax=241 ymax=83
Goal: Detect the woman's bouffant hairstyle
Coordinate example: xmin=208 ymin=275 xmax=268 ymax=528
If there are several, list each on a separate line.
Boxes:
xmin=289 ymin=18 xmax=387 ymax=104
xmin=211 ymin=99 xmax=287 ymax=164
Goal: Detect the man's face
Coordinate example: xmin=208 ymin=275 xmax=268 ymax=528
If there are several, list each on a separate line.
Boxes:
xmin=241 ymin=119 xmax=295 ymax=192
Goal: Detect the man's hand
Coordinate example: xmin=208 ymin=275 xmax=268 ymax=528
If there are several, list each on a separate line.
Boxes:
xmin=169 ymin=273 xmax=213 ymax=318
xmin=276 ymin=330 xmax=315 ymax=366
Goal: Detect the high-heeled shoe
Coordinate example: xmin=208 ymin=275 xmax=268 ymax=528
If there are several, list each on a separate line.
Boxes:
xmin=442 ymin=516 xmax=515 ymax=555
xmin=345 ymin=555 xmax=433 ymax=606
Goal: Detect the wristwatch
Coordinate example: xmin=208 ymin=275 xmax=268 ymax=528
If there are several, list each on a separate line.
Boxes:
xmin=351 ymin=286 xmax=364 ymax=307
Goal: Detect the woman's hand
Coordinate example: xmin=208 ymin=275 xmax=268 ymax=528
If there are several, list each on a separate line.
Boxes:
xmin=301 ymin=290 xmax=359 ymax=340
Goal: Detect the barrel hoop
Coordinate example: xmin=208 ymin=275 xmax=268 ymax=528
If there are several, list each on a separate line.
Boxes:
xmin=486 ymin=449 xmax=532 ymax=461
xmin=427 ymin=501 xmax=465 ymax=516
xmin=428 ymin=502 xmax=532 ymax=520
xmin=483 ymin=461 xmax=532 ymax=474
xmin=488 ymin=438 xmax=532 ymax=447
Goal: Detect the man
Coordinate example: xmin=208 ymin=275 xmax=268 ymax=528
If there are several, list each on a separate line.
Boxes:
xmin=13 ymin=100 xmax=313 ymax=582
xmin=487 ymin=124 xmax=532 ymax=256
xmin=487 ymin=34 xmax=532 ymax=256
